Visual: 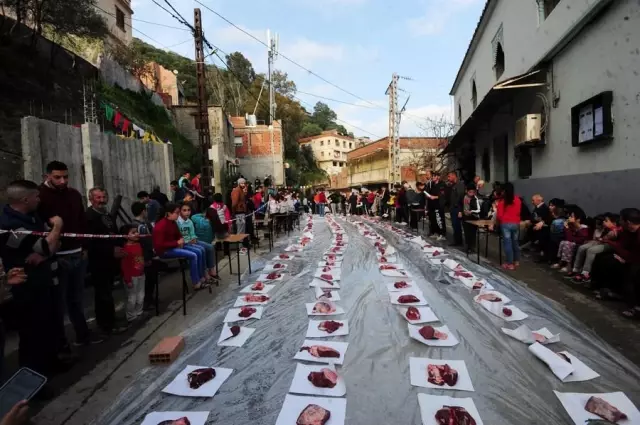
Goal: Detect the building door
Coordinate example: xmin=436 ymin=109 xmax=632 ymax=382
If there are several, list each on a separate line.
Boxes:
xmin=492 ymin=134 xmax=509 ymax=183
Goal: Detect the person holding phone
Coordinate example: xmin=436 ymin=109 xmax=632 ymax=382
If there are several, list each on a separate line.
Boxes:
xmin=0 ymin=400 xmax=28 ymax=425
xmin=0 ymin=180 xmax=63 ymax=380
xmin=0 ymin=263 xmax=28 ymax=382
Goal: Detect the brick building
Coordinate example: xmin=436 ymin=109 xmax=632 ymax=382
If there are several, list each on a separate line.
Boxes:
xmin=231 ymin=116 xmax=284 ymax=186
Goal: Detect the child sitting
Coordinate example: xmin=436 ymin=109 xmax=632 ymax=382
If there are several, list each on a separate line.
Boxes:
xmin=569 ymin=213 xmax=621 ymax=284
xmin=552 ymin=206 xmax=589 ymax=272
xmin=120 ymin=224 xmax=146 ymax=322
xmin=131 ymin=201 xmax=158 ymax=311
xmin=177 ymin=203 xmax=218 ymax=284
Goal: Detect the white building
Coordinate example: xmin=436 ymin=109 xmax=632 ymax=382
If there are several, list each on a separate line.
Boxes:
xmin=97 ymin=0 xmax=133 ymax=45
xmin=298 ymin=129 xmax=357 ymax=176
xmin=445 ymin=0 xmax=640 ymax=214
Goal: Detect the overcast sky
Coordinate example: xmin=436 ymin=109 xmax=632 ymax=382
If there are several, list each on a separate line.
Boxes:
xmin=131 ymin=0 xmax=486 ymax=138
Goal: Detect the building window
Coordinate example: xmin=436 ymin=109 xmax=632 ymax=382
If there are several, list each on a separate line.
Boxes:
xmin=349 ymin=142 xmax=352 ymax=149
xmin=320 ymin=140 xmax=324 ymax=146
xmin=115 ymin=7 xmax=126 ymax=31
xmin=471 ymin=80 xmax=478 ymax=110
xmin=335 ymin=139 xmax=339 ymax=146
xmin=321 ymin=152 xmax=325 ymax=157
xmin=343 ymin=141 xmax=346 ymax=148
xmin=494 ymin=43 xmax=505 ymax=80
xmin=333 ymin=161 xmax=338 ymax=167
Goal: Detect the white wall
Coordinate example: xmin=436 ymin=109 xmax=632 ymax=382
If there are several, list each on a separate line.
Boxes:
xmin=452 ymin=0 xmax=612 ymax=126
xmin=97 ymin=0 xmax=133 ymax=45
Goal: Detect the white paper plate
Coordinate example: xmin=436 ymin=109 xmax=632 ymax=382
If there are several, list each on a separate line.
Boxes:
xmin=474 ymin=290 xmax=511 ymax=304
xmin=410 ymin=358 xmax=475 ymax=392
xmin=315 ymin=287 xmax=341 ymax=301
xmin=161 ymin=365 xmax=233 ymax=397
xmin=233 ymin=295 xmax=270 ymax=307
xmin=264 ymin=263 xmax=288 ymax=272
xmin=223 ymin=307 xmax=264 ymax=322
xmin=239 ymin=283 xmax=274 ymax=294
xmin=294 ymin=340 xmax=349 ymax=365
xmin=275 ymin=394 xmax=346 ymax=425
xmin=478 ymin=301 xmax=527 ymax=321
xmin=417 ymin=394 xmax=483 ymax=425
xmin=501 ymin=325 xmax=560 ymax=345
xmin=217 ymin=323 xmax=255 ymax=347
xmin=314 ymin=269 xmax=341 ymax=281
xmin=306 ymin=302 xmax=345 ymax=316
xmin=390 ymin=292 xmax=428 ymax=306
xmin=318 ymin=261 xmax=342 ymax=268
xmin=257 ymin=273 xmax=284 ymax=282
xmin=408 ymin=324 xmax=459 ymax=347
xmin=310 ymin=278 xmax=341 ymax=289
xmin=380 ymin=267 xmax=412 ymax=278
xmin=306 ymin=320 xmax=349 ymax=338
xmin=140 ymin=412 xmax=209 ymax=425
xmin=386 ymin=281 xmax=416 ymax=292
xmin=554 ymin=391 xmax=640 ymax=425
xmin=288 ymin=364 xmax=347 ymax=397
xmin=273 ymin=254 xmax=294 ymax=261
xmin=398 ymin=306 xmax=439 ymax=324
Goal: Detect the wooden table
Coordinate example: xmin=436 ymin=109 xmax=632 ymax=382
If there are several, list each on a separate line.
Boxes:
xmin=214 ymin=233 xmax=252 ymax=286
xmin=466 ymin=220 xmax=502 ymax=265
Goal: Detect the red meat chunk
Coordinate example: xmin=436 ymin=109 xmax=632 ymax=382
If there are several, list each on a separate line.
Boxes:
xmin=296 ymin=404 xmax=331 ymax=425
xmin=320 ymin=274 xmax=334 ymax=281
xmin=406 ymin=306 xmax=421 ymax=321
xmin=307 ymin=368 xmax=338 ymax=388
xmin=158 ymin=418 xmax=191 ymax=425
xmin=428 ymin=364 xmax=458 ymax=387
xmin=435 ymin=406 xmax=476 ymax=425
xmin=502 ymin=307 xmax=512 ymax=317
xmin=187 ymin=368 xmax=215 ymax=389
xmin=585 ymin=396 xmax=628 ymax=423
xmin=238 ymin=306 xmax=256 ymax=318
xmin=266 ymin=272 xmax=281 ymax=280
xmin=398 ymin=294 xmax=420 ymax=304
xmin=300 ymin=345 xmax=340 ymax=358
xmin=394 ymin=281 xmax=410 ymax=289
xmin=318 ymin=320 xmax=343 ymax=333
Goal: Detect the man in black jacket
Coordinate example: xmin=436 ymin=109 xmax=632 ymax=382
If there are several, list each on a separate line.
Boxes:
xmin=426 ymin=173 xmax=447 ymax=240
xmin=522 ymin=194 xmax=551 ymax=250
xmin=86 ymin=187 xmax=127 ymax=337
xmin=0 ymin=180 xmax=63 ymax=378
xmin=447 ymin=172 xmax=465 ymax=246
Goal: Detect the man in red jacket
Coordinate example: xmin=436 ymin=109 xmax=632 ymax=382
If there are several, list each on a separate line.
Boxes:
xmin=38 ymin=161 xmax=102 ymax=347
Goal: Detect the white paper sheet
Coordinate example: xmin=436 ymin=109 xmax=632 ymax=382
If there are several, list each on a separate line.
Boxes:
xmin=428 ymin=257 xmax=448 ymax=266
xmin=233 ymin=295 xmax=270 ymax=307
xmin=554 ymin=391 xmax=640 ymax=425
xmin=474 ymin=290 xmax=511 ymax=304
xmin=273 ymin=254 xmax=295 ymax=261
xmin=310 ymin=278 xmax=341 ymax=289
xmin=288 ymin=364 xmax=347 ymax=397
xmin=263 ymin=263 xmax=288 ymax=272
xmin=478 ymin=301 xmax=528 ymax=321
xmin=398 ymin=306 xmax=438 ymax=324
xmin=161 ymin=365 xmax=233 ymax=397
xmin=294 ymin=340 xmax=349 ymax=365
xmin=442 ymin=259 xmax=460 ymax=270
xmin=315 ymin=287 xmax=341 ymax=301
xmin=417 ymin=394 xmax=484 ymax=425
xmin=317 ymin=265 xmax=341 ymax=274
xmin=378 ymin=245 xmax=396 ymax=255
xmin=501 ymin=324 xmax=560 ymax=345
xmin=217 ymin=323 xmax=255 ymax=347
xmin=422 ymin=246 xmax=443 ymax=254
xmin=275 ymin=394 xmax=347 ymax=425
xmin=323 ymin=254 xmax=344 ymax=261
xmin=410 ymin=236 xmax=427 ymax=245
xmin=314 ymin=269 xmax=341 ymax=281
xmin=239 ymin=283 xmax=274 ymax=294
xmin=306 ymin=320 xmax=349 ymax=338
xmin=529 ymin=342 xmax=575 ymax=381
xmin=386 ymin=281 xmax=416 ymax=292
xmin=452 ymin=274 xmax=494 ymax=291
xmin=318 ymin=261 xmax=342 ymax=268
xmin=408 ymin=324 xmax=459 ymax=347
xmin=257 ymin=273 xmax=284 ymax=282
xmin=140 ymin=411 xmax=209 ymax=425
xmin=390 ymin=292 xmax=427 ymax=306
xmin=223 ymin=307 xmax=264 ymax=322
xmin=559 ymin=351 xmax=600 ymax=382
xmin=380 ymin=267 xmax=412 ymax=278
xmin=306 ymin=302 xmax=345 ymax=316
xmin=285 ymin=244 xmax=303 ymax=252
xmin=410 ymin=358 xmax=475 ymax=392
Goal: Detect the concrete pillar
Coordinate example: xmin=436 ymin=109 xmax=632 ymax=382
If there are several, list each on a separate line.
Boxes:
xmin=21 ymin=117 xmax=43 ymax=182
xmin=162 ymin=142 xmax=174 ymax=195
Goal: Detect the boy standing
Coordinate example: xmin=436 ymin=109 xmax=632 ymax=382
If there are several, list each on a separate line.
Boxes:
xmin=131 ymin=202 xmax=158 ymax=311
xmin=120 ymin=225 xmax=146 ymax=322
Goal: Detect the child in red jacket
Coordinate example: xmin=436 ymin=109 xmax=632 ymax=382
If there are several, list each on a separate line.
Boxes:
xmin=553 ymin=207 xmax=590 ymax=272
xmin=120 ymin=224 xmax=145 ymax=322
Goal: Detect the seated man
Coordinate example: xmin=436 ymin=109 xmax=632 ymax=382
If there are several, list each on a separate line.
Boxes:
xmin=522 ymin=194 xmax=551 ymax=249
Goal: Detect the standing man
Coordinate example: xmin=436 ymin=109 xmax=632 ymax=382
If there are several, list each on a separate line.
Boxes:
xmin=0 ymin=180 xmax=63 ymax=378
xmin=426 ymin=173 xmax=447 ymax=240
xmin=38 ymin=161 xmax=100 ymax=347
xmin=231 ymin=178 xmax=248 ymax=234
xmin=137 ymin=191 xmax=162 ymax=225
xmin=86 ymin=188 xmax=127 ymax=337
xmin=447 ymin=172 xmax=466 ymax=246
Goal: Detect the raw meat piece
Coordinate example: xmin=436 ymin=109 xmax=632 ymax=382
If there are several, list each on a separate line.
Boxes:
xmin=428 ymin=364 xmax=459 ymax=387
xmin=394 ymin=281 xmax=410 ymax=289
xmin=279 ymin=254 xmax=290 ymax=259
xmin=296 ymin=404 xmax=331 ymax=425
xmin=398 ymin=294 xmax=420 ymax=304
xmin=318 ymin=320 xmax=343 ymax=333
xmin=532 ymin=332 xmax=547 ymax=343
xmin=502 ymin=307 xmax=512 ymax=317
xmin=454 ymin=270 xmax=473 ymax=278
xmin=326 ymin=254 xmax=337 ymax=260
xmin=380 ymin=264 xmax=397 ymax=270
xmin=238 ymin=306 xmax=256 ymax=318
xmin=325 ymin=261 xmax=336 ymax=266
xmin=472 ymin=281 xmax=484 ymax=290
xmin=221 ymin=325 xmax=241 ymax=341
xmin=419 ymin=325 xmax=448 ymax=340
xmin=158 ymin=418 xmax=191 ymax=425
xmin=379 ymin=256 xmax=388 ymax=262
xmin=312 ymin=301 xmax=336 ymax=314
xmin=476 ymin=293 xmax=502 ymax=302
xmin=435 ymin=406 xmax=477 ymax=425
xmin=406 ymin=306 xmax=421 ymax=321
xmin=272 ymin=263 xmax=285 ymax=269
xmin=307 ymin=368 xmax=338 ymax=388
xmin=300 ymin=345 xmax=341 ymax=358
xmin=244 ymin=294 xmax=269 ymax=303
xmin=432 ymin=251 xmax=441 ymax=256
xmin=251 ymin=282 xmax=265 ymax=291
xmin=319 ymin=289 xmax=333 ymax=299
xmin=585 ymin=396 xmax=628 ymax=423
xmin=322 ymin=266 xmax=332 ymax=272
xmin=320 ymin=274 xmax=334 ymax=281
xmin=557 ymin=353 xmax=572 ymax=363
xmin=187 ymin=367 xmax=215 ymax=389
xmin=266 ymin=272 xmax=281 ymax=280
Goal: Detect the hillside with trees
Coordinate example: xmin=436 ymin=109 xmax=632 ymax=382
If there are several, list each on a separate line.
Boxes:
xmin=131 ymin=38 xmax=354 ymax=185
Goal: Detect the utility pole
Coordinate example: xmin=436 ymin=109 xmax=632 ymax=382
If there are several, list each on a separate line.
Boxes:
xmin=194 ymin=8 xmax=213 ymax=192
xmin=267 ymin=30 xmax=279 ymax=185
xmin=386 ymin=73 xmax=400 ymax=186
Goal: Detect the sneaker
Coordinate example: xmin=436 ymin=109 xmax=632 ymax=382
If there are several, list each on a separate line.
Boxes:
xmin=437 ymin=235 xmax=446 ymax=241
xmin=563 ymin=272 xmax=578 ymax=280
xmin=400 ymin=222 xmax=407 ymax=226
xmin=111 ymin=324 xmax=129 ymax=335
xmin=560 ymin=266 xmax=570 ymax=273
xmin=72 ymin=333 xmax=105 ymax=346
xmin=550 ymin=263 xmax=562 ymax=269
xmin=572 ymin=274 xmax=591 ymax=285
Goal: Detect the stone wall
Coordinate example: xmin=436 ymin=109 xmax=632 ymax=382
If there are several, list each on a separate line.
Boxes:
xmin=21 ymin=117 xmax=174 ymax=215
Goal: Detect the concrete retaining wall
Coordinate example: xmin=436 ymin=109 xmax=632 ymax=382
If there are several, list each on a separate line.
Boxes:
xmin=22 ymin=117 xmax=174 ymax=214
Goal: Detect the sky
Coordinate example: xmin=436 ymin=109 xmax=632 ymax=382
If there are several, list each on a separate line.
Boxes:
xmin=130 ymin=0 xmax=486 ymax=139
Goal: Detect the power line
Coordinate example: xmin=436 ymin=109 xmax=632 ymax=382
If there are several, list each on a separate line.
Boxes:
xmin=296 ymin=90 xmax=381 ymax=110
xmin=94 ymin=4 xmax=174 ymax=49
xmin=132 ymin=17 xmax=190 ymax=31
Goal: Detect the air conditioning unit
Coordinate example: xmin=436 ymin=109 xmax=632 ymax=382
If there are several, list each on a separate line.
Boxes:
xmin=234 ymin=136 xmax=243 ymax=146
xmin=515 ymin=114 xmax=542 ymax=146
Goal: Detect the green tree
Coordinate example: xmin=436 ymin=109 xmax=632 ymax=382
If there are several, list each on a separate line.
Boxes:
xmin=300 ymin=122 xmax=323 ymax=138
xmin=310 ymin=101 xmax=337 ymax=130
xmin=226 ymin=52 xmax=255 ymax=87
xmin=271 ymin=70 xmax=297 ymax=98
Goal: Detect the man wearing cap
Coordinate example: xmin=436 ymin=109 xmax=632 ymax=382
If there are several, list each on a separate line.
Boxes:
xmin=231 ymin=178 xmax=248 ymax=233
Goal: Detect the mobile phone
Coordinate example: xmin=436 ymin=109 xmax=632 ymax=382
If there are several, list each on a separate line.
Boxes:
xmin=0 ymin=367 xmax=47 ymax=418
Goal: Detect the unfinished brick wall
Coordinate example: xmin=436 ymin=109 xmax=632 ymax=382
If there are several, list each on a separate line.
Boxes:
xmin=231 ymin=118 xmax=284 ymax=185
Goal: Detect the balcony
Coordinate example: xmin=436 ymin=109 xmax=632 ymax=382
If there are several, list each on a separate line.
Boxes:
xmin=349 ymin=167 xmax=388 ymax=186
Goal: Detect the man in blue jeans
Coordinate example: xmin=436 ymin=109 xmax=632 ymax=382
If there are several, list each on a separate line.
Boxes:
xmin=446 ymin=172 xmax=466 ymax=247
xmin=38 ymin=161 xmax=103 ymax=347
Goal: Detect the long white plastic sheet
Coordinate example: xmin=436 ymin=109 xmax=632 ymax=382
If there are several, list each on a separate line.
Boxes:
xmin=95 ymin=216 xmax=640 ymax=425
